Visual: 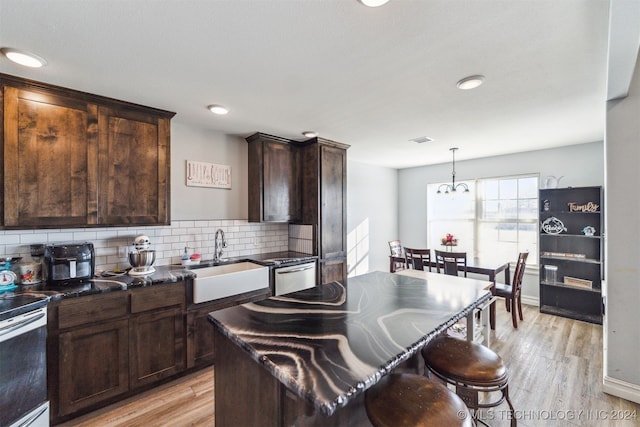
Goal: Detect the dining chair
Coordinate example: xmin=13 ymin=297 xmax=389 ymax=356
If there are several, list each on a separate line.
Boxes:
xmin=404 ymin=248 xmax=432 ymax=271
xmin=494 ymin=251 xmax=529 ymax=328
xmin=388 ymin=240 xmax=408 ymax=272
xmin=388 ymin=240 xmax=403 ymax=256
xmin=434 ymin=250 xmax=467 ymax=277
xmin=389 ymin=256 xmax=409 ymax=273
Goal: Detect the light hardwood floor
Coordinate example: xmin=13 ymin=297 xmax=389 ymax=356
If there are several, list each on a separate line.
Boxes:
xmin=60 ymin=304 xmax=640 ymax=427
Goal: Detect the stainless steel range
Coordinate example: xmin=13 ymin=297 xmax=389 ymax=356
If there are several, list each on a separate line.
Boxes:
xmin=0 ymin=294 xmax=50 ymax=427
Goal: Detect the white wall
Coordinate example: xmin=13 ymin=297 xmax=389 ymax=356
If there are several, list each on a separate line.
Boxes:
xmin=604 ymin=50 xmax=640 ymax=403
xmin=170 ymin=122 xmax=248 ymax=220
xmin=346 ymin=161 xmax=398 ymax=276
xmin=397 ymin=142 xmax=605 ymax=303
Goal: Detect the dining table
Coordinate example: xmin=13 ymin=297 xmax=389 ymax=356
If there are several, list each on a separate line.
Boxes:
xmin=208 ymin=270 xmax=493 ymax=426
xmin=389 ymin=254 xmax=510 ymax=330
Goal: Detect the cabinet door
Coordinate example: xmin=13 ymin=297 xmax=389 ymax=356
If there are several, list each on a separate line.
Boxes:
xmin=97 ymin=106 xmax=170 ymax=225
xmin=3 ymin=85 xmax=99 ymax=227
xmin=320 ymin=258 xmax=347 ymax=285
xmin=263 ymin=140 xmax=299 ymax=222
xmin=57 ymin=319 xmax=129 ymax=417
xmin=186 ymin=305 xmax=215 ymax=369
xmin=319 ymin=144 xmax=347 ymax=259
xmin=247 ymin=134 xmax=300 ymax=223
xmin=129 ymin=307 xmax=185 ymax=389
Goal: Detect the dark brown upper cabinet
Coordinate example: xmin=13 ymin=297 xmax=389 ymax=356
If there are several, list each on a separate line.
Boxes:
xmin=97 ymin=106 xmax=171 ymax=225
xmin=246 ymin=132 xmax=349 ymax=283
xmin=2 ymin=85 xmax=99 ymax=227
xmin=246 ymin=132 xmax=300 ymax=223
xmin=0 ymin=73 xmax=174 ymax=228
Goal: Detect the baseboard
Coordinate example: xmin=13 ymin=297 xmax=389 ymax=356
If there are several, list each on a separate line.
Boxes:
xmin=603 ymin=375 xmax=640 ymax=404
xmin=493 ymin=295 xmax=538 ymax=308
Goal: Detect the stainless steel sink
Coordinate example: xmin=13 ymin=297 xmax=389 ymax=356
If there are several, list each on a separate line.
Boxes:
xmin=191 ymin=262 xmax=269 ymax=304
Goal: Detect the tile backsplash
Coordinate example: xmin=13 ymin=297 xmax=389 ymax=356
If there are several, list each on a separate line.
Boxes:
xmin=0 ymin=220 xmax=289 ymax=272
xmin=288 ymin=224 xmax=314 ymax=254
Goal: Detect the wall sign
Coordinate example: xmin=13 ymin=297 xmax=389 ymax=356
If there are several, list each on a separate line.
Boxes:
xmin=567 ymin=201 xmax=599 ymax=212
xmin=541 ymin=217 xmax=567 ymax=235
xmin=186 ymin=160 xmax=231 ymax=189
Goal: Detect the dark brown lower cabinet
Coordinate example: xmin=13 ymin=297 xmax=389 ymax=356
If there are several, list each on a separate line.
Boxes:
xmin=49 ymin=283 xmax=186 ymax=424
xmin=49 ymin=281 xmax=270 ymax=424
xmin=320 ymin=257 xmax=347 ymax=285
xmin=186 ymin=288 xmax=272 ymax=369
xmin=186 ymin=305 xmax=216 ymax=369
xmin=57 ymin=319 xmax=129 ymax=417
xmin=129 ymin=307 xmax=185 ymax=388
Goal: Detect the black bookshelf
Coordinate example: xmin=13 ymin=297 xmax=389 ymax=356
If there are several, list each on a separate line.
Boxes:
xmin=539 ymin=186 xmax=603 ymax=324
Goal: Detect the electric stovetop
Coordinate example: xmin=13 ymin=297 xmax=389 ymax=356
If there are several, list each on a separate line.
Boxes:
xmin=0 ymin=295 xmax=49 ymax=321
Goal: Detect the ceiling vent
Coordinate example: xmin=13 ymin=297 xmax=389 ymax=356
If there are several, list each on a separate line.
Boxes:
xmin=409 ymin=136 xmax=434 ymax=144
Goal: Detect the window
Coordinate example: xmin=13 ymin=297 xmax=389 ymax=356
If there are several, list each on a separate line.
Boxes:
xmin=427 ymin=175 xmax=538 ymax=266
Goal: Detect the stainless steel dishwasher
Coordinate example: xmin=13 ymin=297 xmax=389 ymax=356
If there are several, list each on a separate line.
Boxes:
xmin=0 ymin=295 xmax=50 ymax=427
xmin=273 ymin=261 xmax=317 ymax=296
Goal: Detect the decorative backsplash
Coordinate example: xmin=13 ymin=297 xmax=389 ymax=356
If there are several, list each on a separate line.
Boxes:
xmin=0 ymin=220 xmax=288 ymax=272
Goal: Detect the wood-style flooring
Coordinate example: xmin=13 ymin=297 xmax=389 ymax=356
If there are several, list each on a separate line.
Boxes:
xmin=60 ymin=304 xmax=640 ymax=427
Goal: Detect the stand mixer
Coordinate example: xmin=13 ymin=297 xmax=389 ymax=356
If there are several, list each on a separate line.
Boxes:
xmin=128 ymin=235 xmax=156 ymax=276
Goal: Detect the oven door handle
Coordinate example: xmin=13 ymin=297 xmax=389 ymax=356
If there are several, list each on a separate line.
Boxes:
xmin=15 ymin=403 xmax=48 ymax=427
xmin=276 ymin=265 xmax=314 ymax=274
xmin=0 ymin=311 xmax=46 ymax=339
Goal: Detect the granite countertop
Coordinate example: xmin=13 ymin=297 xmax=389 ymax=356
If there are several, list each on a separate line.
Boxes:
xmin=0 ymin=251 xmax=315 ymax=301
xmin=1 ymin=265 xmax=195 ymax=301
xmin=208 ymin=270 xmax=492 ymax=416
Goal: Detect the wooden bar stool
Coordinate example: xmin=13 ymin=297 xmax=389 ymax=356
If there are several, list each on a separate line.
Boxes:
xmin=422 ymin=336 xmax=515 ymax=427
xmin=365 ymin=373 xmax=474 ymax=427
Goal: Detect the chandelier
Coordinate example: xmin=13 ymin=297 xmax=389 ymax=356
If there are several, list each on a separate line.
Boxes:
xmin=437 ymin=148 xmax=469 ymax=194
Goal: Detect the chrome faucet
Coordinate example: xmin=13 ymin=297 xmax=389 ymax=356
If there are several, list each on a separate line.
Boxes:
xmin=214 ymin=228 xmax=227 ymax=262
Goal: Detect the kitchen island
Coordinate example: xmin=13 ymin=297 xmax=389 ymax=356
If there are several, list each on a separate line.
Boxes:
xmin=208 ymin=270 xmax=492 ymax=426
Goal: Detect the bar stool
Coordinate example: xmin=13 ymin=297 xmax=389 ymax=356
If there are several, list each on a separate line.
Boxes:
xmin=365 ymin=373 xmax=474 ymax=427
xmin=422 ymin=336 xmax=515 ymax=427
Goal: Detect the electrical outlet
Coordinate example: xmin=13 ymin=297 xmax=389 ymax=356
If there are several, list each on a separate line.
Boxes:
xmin=118 ymin=246 xmax=128 ymax=257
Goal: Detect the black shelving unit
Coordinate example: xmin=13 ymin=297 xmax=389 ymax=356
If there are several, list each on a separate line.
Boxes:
xmin=539 ymin=186 xmax=603 ymax=324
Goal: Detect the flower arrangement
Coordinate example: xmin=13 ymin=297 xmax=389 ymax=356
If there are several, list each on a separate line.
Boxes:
xmin=441 ymin=233 xmax=458 ymax=246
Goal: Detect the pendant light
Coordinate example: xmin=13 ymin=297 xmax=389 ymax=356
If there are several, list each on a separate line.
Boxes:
xmin=437 ymin=148 xmax=469 ymax=194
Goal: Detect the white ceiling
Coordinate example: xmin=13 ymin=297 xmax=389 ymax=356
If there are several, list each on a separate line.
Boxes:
xmin=0 ymin=0 xmax=624 ymax=169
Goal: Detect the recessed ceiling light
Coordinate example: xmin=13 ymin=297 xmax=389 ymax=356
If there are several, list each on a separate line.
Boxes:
xmin=456 ymin=75 xmax=485 ymax=90
xmin=0 ymin=47 xmax=47 ymax=68
xmin=302 ymin=131 xmax=318 ymax=138
xmin=358 ymin=0 xmax=390 ymax=7
xmin=207 ymin=104 xmax=229 ymax=115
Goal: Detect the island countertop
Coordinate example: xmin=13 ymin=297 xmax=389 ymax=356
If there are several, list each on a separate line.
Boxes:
xmin=208 ymin=270 xmax=492 ymax=418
